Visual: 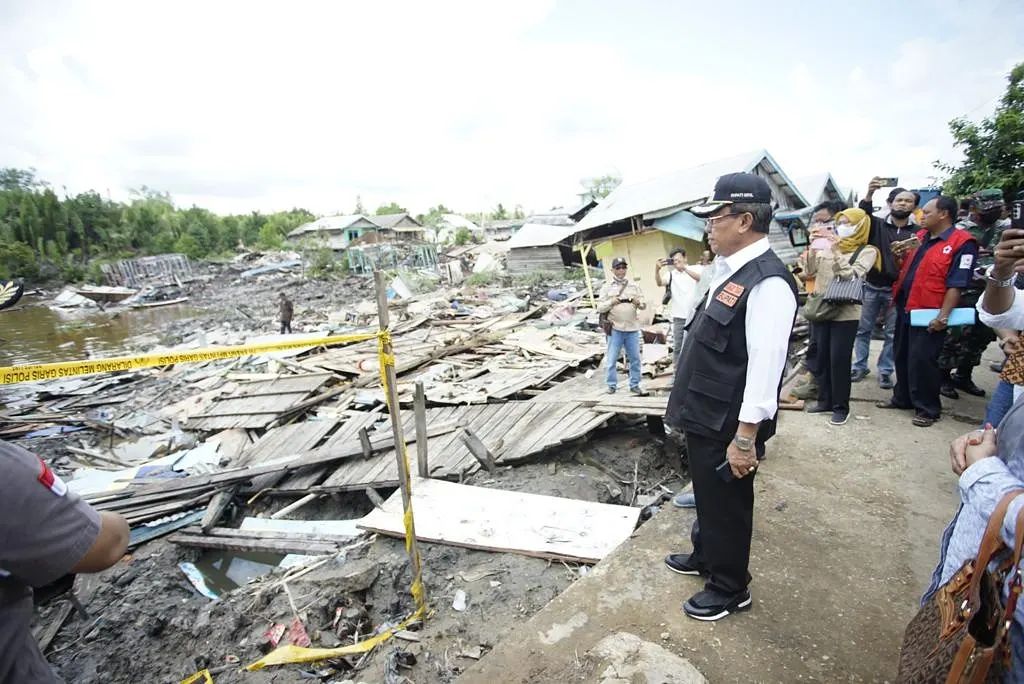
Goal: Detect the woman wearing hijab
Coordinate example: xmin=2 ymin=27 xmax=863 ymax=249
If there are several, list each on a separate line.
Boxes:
xmin=803 ymin=208 xmax=879 ymax=425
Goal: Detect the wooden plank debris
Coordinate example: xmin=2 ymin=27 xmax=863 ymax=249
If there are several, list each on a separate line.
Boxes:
xmin=186 ymin=373 xmax=334 ymax=430
xmin=357 ymin=477 xmax=641 ymax=563
xmin=460 ymin=427 xmax=496 ymax=475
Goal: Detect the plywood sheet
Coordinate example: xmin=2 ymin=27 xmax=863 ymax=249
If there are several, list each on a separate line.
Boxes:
xmin=357 ymin=477 xmax=640 ymax=563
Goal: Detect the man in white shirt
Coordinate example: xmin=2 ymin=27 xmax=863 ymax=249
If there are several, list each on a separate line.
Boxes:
xmin=664 ymin=172 xmax=798 ymax=621
xmin=655 ymin=249 xmax=703 ymax=363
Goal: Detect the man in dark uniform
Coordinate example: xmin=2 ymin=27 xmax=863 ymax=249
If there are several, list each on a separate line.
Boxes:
xmin=938 ymin=189 xmax=1010 ymax=398
xmin=1 ymin=440 xmax=129 ymax=682
xmin=663 ymin=173 xmax=798 ymax=621
xmin=877 ymin=196 xmax=978 ymax=427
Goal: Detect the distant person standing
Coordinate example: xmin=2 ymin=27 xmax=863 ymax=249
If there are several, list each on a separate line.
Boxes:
xmin=655 ymin=249 xmax=702 ymax=363
xmin=278 ymin=292 xmax=294 ymax=334
xmin=802 ymin=208 xmax=878 ymax=426
xmin=664 ymin=172 xmax=797 ymax=621
xmin=851 ymin=179 xmax=919 ymax=389
xmin=937 ymin=189 xmax=1010 ymax=399
xmin=877 ymin=196 xmax=978 ymax=427
xmin=598 ymin=258 xmax=647 ymax=395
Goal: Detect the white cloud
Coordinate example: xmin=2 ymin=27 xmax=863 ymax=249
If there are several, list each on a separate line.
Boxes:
xmin=0 ymin=0 xmax=1020 ymax=217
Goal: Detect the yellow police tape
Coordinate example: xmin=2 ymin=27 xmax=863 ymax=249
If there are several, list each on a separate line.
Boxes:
xmin=244 ymin=330 xmax=429 ymax=671
xmin=179 ymin=669 xmax=214 ymax=684
xmin=0 ymin=333 xmax=377 ymax=385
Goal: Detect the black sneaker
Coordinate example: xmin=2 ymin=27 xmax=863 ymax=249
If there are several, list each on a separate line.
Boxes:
xmin=878 ymin=374 xmax=894 ymax=390
xmin=940 ymin=383 xmax=960 ymax=400
xmin=850 ymin=369 xmax=869 ymax=383
xmin=953 ymin=376 xmax=986 ymax=397
xmin=664 ymin=553 xmax=706 ymax=576
xmin=829 ymin=410 xmax=849 ymax=426
xmin=683 ymin=588 xmax=752 ymax=621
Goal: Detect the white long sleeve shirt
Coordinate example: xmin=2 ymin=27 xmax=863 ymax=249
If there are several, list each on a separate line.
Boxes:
xmin=977 ymin=288 xmax=1024 ymax=402
xmin=705 ymin=238 xmax=797 ymax=424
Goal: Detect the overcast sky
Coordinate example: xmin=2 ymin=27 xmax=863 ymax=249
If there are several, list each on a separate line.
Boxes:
xmin=1 ymin=0 xmax=1021 ymax=217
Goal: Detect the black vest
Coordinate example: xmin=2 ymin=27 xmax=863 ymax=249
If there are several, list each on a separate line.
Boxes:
xmin=666 ymin=248 xmax=797 ymax=443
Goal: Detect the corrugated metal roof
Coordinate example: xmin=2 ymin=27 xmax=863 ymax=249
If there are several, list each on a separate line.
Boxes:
xmin=288 ymin=214 xmax=374 ymax=237
xmin=794 ymin=173 xmax=846 ymax=206
xmin=368 ymin=213 xmax=423 ymax=229
xmin=506 ymin=222 xmax=576 ymax=249
xmin=573 ymin=150 xmax=809 ymax=233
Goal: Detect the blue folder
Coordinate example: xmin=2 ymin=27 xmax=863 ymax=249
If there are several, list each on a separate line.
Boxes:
xmin=909 ymin=307 xmax=976 ymax=327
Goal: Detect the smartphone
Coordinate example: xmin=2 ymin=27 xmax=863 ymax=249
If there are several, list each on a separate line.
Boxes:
xmin=876 ymin=176 xmax=899 ymax=187
xmin=715 ymin=459 xmax=735 ymax=482
xmin=891 ymin=236 xmax=921 ymax=253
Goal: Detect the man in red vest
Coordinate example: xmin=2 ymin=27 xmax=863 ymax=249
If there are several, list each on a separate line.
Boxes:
xmin=877 ymin=196 xmax=978 ymax=427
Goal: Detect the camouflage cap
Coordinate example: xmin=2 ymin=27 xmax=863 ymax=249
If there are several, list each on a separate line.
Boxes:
xmin=971 ymin=188 xmax=1005 ymax=210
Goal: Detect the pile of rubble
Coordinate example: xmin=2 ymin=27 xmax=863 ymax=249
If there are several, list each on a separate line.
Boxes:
xmin=2 ymin=262 xmax=686 ymax=683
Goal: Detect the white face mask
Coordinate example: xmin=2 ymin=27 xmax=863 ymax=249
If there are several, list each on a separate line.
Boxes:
xmin=836 ymin=224 xmax=857 ymax=238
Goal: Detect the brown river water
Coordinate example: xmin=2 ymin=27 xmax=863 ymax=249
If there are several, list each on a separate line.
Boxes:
xmin=0 ymin=295 xmax=197 ymax=367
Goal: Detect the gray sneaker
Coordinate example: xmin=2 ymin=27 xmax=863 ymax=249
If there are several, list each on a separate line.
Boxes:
xmin=606 ymin=386 xmax=616 ymax=394
xmin=672 ymin=491 xmax=696 ymax=508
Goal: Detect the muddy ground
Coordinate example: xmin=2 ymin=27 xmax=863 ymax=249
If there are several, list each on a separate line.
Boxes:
xmin=40 ymin=424 xmax=684 ymax=684
xmin=10 ymin=259 xmax=685 ymax=683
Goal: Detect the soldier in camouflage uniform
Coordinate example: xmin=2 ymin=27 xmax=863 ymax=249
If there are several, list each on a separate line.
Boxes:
xmin=938 ymin=189 xmax=1010 ymax=399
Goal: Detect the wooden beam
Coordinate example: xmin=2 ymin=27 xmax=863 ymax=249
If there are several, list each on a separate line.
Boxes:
xmin=168 ymin=532 xmax=340 ymax=555
xmin=358 ymin=427 xmax=373 ymax=458
xmin=200 ymin=488 xmax=236 ymax=534
xmin=414 ymin=380 xmax=429 ymax=478
xmin=460 ymin=427 xmax=497 ymax=475
xmin=374 ymin=269 xmax=425 ymax=599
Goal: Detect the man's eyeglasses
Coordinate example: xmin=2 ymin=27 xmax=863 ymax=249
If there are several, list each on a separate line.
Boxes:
xmin=703 ymin=212 xmax=743 ymax=229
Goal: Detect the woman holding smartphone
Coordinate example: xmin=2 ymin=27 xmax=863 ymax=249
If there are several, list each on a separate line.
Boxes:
xmin=802 ymin=208 xmax=879 ymax=425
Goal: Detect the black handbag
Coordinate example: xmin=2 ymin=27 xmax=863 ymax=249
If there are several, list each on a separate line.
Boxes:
xmin=823 ymin=246 xmax=866 ymax=305
xmin=662 ymin=272 xmax=672 ymax=306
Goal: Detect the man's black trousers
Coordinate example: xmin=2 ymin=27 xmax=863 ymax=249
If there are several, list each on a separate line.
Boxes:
xmin=892 ymin=308 xmax=946 ymax=419
xmin=686 ymin=430 xmax=755 ymax=595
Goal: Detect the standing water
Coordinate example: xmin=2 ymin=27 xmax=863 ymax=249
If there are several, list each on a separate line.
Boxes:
xmin=0 ymin=296 xmax=198 ymax=367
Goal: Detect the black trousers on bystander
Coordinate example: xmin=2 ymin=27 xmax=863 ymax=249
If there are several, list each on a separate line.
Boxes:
xmin=892 ymin=308 xmax=946 ymax=419
xmin=811 ymin=319 xmax=859 ymax=413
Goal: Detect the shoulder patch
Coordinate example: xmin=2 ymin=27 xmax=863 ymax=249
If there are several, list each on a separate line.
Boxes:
xmin=723 ymin=281 xmax=745 ymax=297
xmin=715 ymin=290 xmax=738 ymax=307
xmin=37 ymin=458 xmax=68 ymax=496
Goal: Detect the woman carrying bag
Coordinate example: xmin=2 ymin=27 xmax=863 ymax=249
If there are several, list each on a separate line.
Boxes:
xmin=802 ymin=208 xmax=879 ymax=426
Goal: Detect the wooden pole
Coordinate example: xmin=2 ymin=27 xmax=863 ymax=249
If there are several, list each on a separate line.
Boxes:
xmin=578 ymin=242 xmax=596 ymax=308
xmin=414 ymin=380 xmax=429 ymax=478
xmin=373 ymin=270 xmax=425 ymax=600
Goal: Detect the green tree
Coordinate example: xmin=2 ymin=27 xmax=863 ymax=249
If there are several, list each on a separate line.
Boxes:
xmin=173 ymin=232 xmax=203 ymax=259
xmin=417 ymin=204 xmax=452 ymax=226
xmin=454 ymin=227 xmax=472 ymax=245
xmin=375 ymin=202 xmax=406 ymax=215
xmin=491 ymin=203 xmax=508 ymax=220
xmin=937 ymin=62 xmax=1024 ymax=198
xmin=581 ymin=174 xmax=622 ymax=200
xmin=257 ymin=222 xmax=284 ymax=249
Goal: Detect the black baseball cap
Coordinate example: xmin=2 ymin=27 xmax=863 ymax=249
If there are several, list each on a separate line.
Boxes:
xmin=611 ymin=257 xmax=627 ymax=268
xmin=690 ymin=172 xmax=772 ymax=217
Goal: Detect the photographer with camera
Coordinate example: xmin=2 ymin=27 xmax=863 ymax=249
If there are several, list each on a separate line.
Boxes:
xmin=598 ymin=257 xmax=647 ymax=395
xmin=655 ymin=249 xmax=703 ymax=363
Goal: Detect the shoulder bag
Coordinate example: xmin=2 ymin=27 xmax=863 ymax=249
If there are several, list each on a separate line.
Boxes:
xmin=897 ymin=490 xmax=1024 ymax=682
xmin=662 ymin=271 xmax=673 ymax=306
xmin=823 ymin=245 xmax=867 ymax=305
xmin=599 ymin=281 xmax=629 ymax=336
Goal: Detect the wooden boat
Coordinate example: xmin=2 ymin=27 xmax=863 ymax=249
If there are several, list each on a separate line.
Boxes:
xmin=75 ymin=285 xmax=137 ymax=304
xmin=131 ymin=296 xmax=189 ymax=309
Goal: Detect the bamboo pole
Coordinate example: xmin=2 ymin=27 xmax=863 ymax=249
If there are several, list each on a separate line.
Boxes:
xmin=578 ymin=242 xmax=597 ymax=307
xmin=373 ymin=270 xmax=426 ymax=609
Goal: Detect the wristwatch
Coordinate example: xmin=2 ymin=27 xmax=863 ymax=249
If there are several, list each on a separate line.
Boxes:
xmin=985 ymin=265 xmax=1015 ymax=288
xmin=733 ymin=435 xmax=755 ymax=452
